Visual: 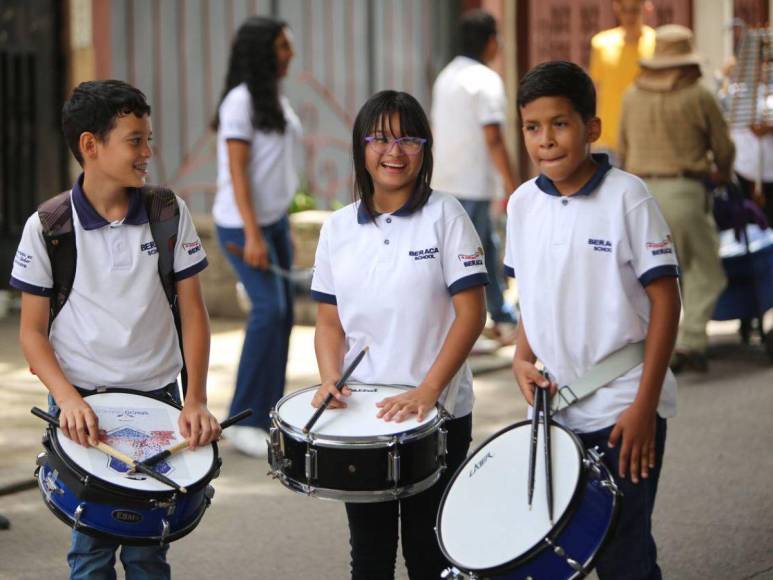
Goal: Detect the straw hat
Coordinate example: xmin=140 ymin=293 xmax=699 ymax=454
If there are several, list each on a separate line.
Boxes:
xmin=639 ymin=24 xmax=703 ymax=69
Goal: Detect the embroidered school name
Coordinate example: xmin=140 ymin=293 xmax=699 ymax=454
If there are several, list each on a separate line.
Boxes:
xmin=140 ymin=241 xmax=158 ymax=256
xmin=409 ymin=247 xmax=438 ymax=260
xmin=457 ymin=247 xmax=484 ymax=267
xmin=646 ymin=236 xmax=673 ymax=256
xmin=588 ymin=238 xmax=612 ymax=253
xmin=14 ymin=250 xmax=32 ymax=269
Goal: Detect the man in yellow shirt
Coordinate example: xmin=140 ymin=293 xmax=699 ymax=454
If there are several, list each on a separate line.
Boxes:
xmin=589 ymin=0 xmax=655 ymax=160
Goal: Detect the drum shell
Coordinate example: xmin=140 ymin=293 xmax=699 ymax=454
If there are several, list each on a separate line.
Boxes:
xmin=276 ymin=427 xmax=443 ymax=492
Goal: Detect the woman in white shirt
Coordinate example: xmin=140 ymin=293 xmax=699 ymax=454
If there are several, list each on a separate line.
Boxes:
xmin=212 ymin=16 xmax=301 ymax=457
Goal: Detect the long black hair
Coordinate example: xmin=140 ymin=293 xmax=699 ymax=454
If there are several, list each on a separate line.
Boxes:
xmin=212 ymin=16 xmax=287 ymax=133
xmin=352 ymin=91 xmax=434 ymax=219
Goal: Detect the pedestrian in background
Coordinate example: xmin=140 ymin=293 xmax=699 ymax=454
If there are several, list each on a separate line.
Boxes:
xmin=212 ymin=16 xmax=302 ymax=456
xmin=431 ymin=9 xmax=518 ymax=349
xmin=589 ymin=0 xmax=655 ymax=163
xmin=619 ymin=24 xmax=735 ymax=373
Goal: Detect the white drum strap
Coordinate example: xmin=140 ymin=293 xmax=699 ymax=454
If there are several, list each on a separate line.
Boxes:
xmin=551 ymin=341 xmax=645 ymax=412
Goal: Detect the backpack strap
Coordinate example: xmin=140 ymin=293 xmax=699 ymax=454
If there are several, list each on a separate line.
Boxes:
xmin=141 ymin=187 xmax=187 ymax=396
xmin=38 ymin=191 xmax=75 ymax=327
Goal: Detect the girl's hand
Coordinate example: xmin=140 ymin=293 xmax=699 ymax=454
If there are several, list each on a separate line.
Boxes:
xmin=57 ymin=395 xmax=100 ymax=447
xmin=608 ymin=402 xmax=657 ymax=484
xmin=179 ymin=401 xmax=222 ymax=449
xmin=311 ymin=380 xmax=351 ymax=409
xmin=376 ymin=386 xmax=439 ymax=422
xmin=512 ymin=359 xmax=556 ymax=406
xmin=243 ymin=231 xmax=269 ymax=270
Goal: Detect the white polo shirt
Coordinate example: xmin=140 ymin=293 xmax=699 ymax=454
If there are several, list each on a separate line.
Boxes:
xmin=431 ymin=56 xmax=507 ymax=201
xmin=504 ymin=155 xmax=679 ymax=433
xmin=310 ymin=191 xmax=488 ymax=417
xmin=213 ymin=83 xmax=302 ymax=228
xmin=10 ymin=176 xmax=208 ymax=391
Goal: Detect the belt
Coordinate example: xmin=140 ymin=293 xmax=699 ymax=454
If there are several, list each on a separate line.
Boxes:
xmin=636 ymin=171 xmax=707 ymax=181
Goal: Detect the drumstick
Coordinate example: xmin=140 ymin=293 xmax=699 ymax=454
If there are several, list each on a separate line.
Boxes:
xmin=225 ymin=242 xmax=310 ymax=282
xmin=136 ymin=409 xmax=253 ymax=469
xmin=303 ymin=346 xmax=369 ymax=434
xmin=540 ymin=387 xmax=554 ymax=524
xmin=526 ymin=383 xmax=541 ymax=510
xmin=31 ymin=407 xmax=187 ymax=494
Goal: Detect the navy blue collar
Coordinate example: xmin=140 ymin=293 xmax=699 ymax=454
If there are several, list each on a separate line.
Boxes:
xmin=535 ymin=153 xmax=612 ymax=198
xmin=356 ymin=196 xmax=419 ymax=225
xmin=72 ymin=174 xmax=149 ymax=230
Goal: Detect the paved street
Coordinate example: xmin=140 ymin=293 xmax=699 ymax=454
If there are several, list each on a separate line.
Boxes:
xmin=1 ymin=313 xmax=772 ymax=579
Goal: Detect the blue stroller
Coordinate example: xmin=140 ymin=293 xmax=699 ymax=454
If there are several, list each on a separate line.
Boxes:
xmin=712 ymin=181 xmax=773 ymax=360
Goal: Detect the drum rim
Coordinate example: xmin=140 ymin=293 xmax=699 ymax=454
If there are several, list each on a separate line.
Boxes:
xmin=436 ymin=418 xmax=598 ymax=576
xmin=273 ymin=384 xmax=443 ymax=446
xmin=49 ymin=389 xmax=220 ymax=496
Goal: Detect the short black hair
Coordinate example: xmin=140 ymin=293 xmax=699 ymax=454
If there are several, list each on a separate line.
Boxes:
xmin=459 ymin=10 xmax=497 ymax=61
xmin=62 ymin=79 xmax=151 ymax=165
xmin=352 ymin=91 xmax=433 ymax=219
xmin=517 ymin=61 xmax=596 ymax=120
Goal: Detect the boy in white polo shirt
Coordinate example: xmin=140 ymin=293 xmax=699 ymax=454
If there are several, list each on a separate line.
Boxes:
xmin=10 ymin=80 xmax=220 ymax=579
xmin=506 ymin=61 xmax=681 ymax=580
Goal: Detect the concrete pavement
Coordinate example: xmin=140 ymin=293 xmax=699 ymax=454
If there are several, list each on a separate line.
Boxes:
xmin=1 ymin=313 xmax=772 ymax=579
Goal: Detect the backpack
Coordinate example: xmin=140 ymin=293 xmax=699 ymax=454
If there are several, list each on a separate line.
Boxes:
xmin=37 ymin=187 xmax=188 ymax=394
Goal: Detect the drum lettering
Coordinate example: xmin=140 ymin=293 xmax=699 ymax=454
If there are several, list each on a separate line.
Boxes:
xmin=468 ymin=451 xmax=494 ymax=478
xmin=111 ymin=510 xmax=143 ymax=523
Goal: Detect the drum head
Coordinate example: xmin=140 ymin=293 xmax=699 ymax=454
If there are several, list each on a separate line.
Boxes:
xmin=438 ymin=421 xmax=582 ymax=572
xmin=55 ymin=392 xmax=215 ymax=492
xmin=276 ymin=384 xmax=438 ymax=438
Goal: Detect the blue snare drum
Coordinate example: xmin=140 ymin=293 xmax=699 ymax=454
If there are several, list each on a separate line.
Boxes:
xmin=35 ymin=391 xmax=220 ymax=545
xmin=437 ymin=420 xmax=619 ymax=579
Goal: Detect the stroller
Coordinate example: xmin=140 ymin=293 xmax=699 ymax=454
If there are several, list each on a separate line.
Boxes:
xmin=711 ymin=180 xmax=773 ymax=361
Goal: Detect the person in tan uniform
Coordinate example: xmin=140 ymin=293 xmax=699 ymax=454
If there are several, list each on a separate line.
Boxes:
xmin=619 ymin=24 xmax=735 ymax=373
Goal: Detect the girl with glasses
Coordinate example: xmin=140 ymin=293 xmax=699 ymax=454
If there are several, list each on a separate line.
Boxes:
xmin=309 ymin=90 xmax=488 ymax=579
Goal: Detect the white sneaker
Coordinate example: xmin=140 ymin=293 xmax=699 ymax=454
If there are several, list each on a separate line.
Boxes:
xmin=227 ymin=425 xmax=269 ymax=458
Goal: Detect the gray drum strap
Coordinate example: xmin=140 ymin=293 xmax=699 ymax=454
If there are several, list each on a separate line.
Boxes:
xmin=551 ymin=341 xmax=646 ymax=412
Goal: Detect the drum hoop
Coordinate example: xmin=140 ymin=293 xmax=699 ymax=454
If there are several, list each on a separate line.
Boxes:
xmin=436 ymin=418 xmax=601 ymax=576
xmin=273 ymin=384 xmax=443 ymax=446
xmin=50 ymin=389 xmax=220 ymax=495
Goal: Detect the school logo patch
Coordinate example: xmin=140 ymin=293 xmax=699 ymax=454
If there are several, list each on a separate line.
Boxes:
xmin=140 ymin=240 xmax=158 ymax=256
xmin=183 ymin=240 xmax=202 ymax=256
xmin=588 ymin=238 xmax=613 ymax=253
xmin=409 ymin=247 xmax=439 ymax=260
xmin=646 ymin=235 xmax=673 ymax=256
xmin=14 ymin=250 xmax=32 ymax=269
xmin=458 ymin=247 xmax=484 ymax=267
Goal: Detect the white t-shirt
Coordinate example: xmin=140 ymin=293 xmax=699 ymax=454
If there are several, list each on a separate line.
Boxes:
xmin=431 ymin=56 xmax=507 ymax=201
xmin=504 ymin=159 xmax=679 ymax=432
xmin=10 ymin=178 xmax=208 ymax=391
xmin=731 ymin=127 xmax=773 ymax=183
xmin=310 ymin=191 xmax=489 ymax=418
xmin=213 ymin=83 xmax=302 ymax=227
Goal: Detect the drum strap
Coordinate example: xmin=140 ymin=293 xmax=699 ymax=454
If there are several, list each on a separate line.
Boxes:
xmin=551 ymin=341 xmax=645 ymax=412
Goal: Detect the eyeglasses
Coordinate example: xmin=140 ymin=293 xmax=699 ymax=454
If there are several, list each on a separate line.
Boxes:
xmin=364 ymin=135 xmax=427 ymax=155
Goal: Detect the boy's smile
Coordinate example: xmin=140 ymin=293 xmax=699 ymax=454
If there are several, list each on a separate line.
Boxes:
xmin=89 ymin=113 xmax=153 ymax=191
xmin=520 ymin=96 xmax=601 ymax=195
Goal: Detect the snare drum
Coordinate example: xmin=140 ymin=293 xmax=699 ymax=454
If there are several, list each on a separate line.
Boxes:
xmin=35 ymin=391 xmax=221 ymax=545
xmin=437 ymin=420 xmax=620 ymax=579
xmin=268 ymin=384 xmax=447 ymax=502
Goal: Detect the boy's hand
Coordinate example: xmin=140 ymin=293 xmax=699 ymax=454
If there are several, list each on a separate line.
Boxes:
xmin=311 ymin=380 xmax=351 ymax=409
xmin=179 ymin=402 xmax=221 ymax=449
xmin=512 ymin=359 xmax=556 ymax=406
xmin=57 ymin=395 xmax=99 ymax=447
xmin=376 ymin=385 xmax=439 ymax=422
xmin=608 ymin=402 xmax=657 ymax=484
xmin=243 ymin=231 xmax=269 ymax=270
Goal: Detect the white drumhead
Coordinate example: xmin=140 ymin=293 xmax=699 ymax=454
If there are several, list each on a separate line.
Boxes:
xmin=56 ymin=392 xmax=215 ymax=492
xmin=277 ymin=385 xmax=438 ymax=437
xmin=439 ymin=423 xmax=581 ymax=571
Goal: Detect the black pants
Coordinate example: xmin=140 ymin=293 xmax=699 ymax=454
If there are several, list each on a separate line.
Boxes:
xmin=345 ymin=414 xmax=472 ymax=580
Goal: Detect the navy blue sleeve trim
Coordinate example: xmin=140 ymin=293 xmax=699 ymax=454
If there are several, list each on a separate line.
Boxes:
xmin=310 ymin=290 xmax=337 ymax=305
xmin=448 ymin=272 xmax=489 ymax=296
xmin=9 ymin=276 xmax=53 ymax=297
xmin=504 ymin=265 xmax=515 ymax=279
xmin=639 ymin=264 xmax=680 ymax=287
xmin=174 ymin=258 xmax=208 ymax=282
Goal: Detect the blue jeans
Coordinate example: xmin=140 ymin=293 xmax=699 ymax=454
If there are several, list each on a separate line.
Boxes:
xmin=49 ymin=384 xmax=179 ymax=580
xmin=457 ymin=199 xmax=516 ymax=324
xmin=578 ymin=415 xmax=667 ymax=580
xmin=217 ymin=217 xmax=294 ymax=431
